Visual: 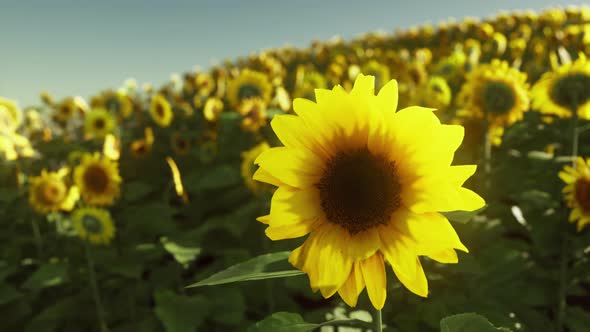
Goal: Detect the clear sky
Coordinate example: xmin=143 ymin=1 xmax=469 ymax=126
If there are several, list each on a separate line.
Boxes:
xmin=0 ymin=0 xmax=586 ymax=107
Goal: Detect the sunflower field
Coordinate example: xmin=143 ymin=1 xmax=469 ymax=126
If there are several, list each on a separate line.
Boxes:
xmin=2 ymin=6 xmax=590 ymax=332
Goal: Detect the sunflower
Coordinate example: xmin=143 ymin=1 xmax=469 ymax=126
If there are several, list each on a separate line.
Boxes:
xmin=415 ymin=76 xmax=452 ymax=111
xmin=227 ymin=69 xmax=272 ymax=109
xmin=171 ymin=133 xmax=191 ymax=155
xmin=130 ymin=127 xmax=154 ymax=158
xmin=254 ymin=74 xmax=485 ymax=309
xmin=150 ymin=94 xmax=174 ymax=127
xmin=0 ymin=97 xmax=22 ymax=132
xmin=54 ymin=97 xmax=88 ymax=123
xmin=559 ymin=157 xmax=590 ymax=231
xmin=71 ymin=207 xmax=116 ymax=245
xmin=238 ymin=98 xmax=268 ymax=132
xmin=294 ymin=72 xmax=328 ymax=102
xmin=28 ymin=169 xmax=79 ymax=215
xmin=91 ymin=90 xmax=134 ymax=118
xmin=241 ymin=142 xmax=270 ymax=193
xmin=458 ymin=59 xmax=530 ymax=130
xmin=203 ymin=98 xmax=224 ymax=122
xmin=531 ymin=54 xmax=590 ymax=119
xmin=74 ymin=153 xmax=121 ymax=206
xmin=84 ymin=108 xmax=116 ymax=140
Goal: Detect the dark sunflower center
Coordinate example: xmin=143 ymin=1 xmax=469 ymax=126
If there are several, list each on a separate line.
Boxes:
xmin=83 ymin=165 xmax=109 ymax=193
xmin=550 ymin=73 xmax=590 ymax=110
xmin=482 ymin=81 xmax=516 ymax=115
xmin=176 ymin=138 xmax=188 ymax=150
xmin=94 ymin=118 xmax=106 ymax=130
xmin=40 ymin=182 xmax=65 ymax=204
xmin=82 ymin=215 xmax=103 ymax=234
xmin=105 ymin=97 xmax=120 ymax=113
xmin=575 ymin=179 xmax=590 ymax=213
xmin=155 ymin=103 xmax=165 ymax=117
xmin=238 ymin=84 xmax=261 ymax=100
xmin=317 ymin=148 xmax=401 ymax=235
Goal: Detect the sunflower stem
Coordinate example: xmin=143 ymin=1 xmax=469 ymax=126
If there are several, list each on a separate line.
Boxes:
xmin=375 ymin=309 xmax=383 ymax=332
xmin=556 ymin=226 xmax=568 ymax=332
xmin=84 ymin=241 xmax=110 ymax=332
xmin=30 ymin=217 xmax=43 ymax=262
xmin=482 ymin=111 xmax=492 ymax=193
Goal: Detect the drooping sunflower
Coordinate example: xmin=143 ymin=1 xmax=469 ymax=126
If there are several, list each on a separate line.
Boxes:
xmin=241 ymin=142 xmax=270 ymax=193
xmin=74 ymin=153 xmax=121 ymax=206
xmin=84 ymin=108 xmax=116 ymax=140
xmin=254 ymin=74 xmax=485 ymax=309
xmin=531 ymin=54 xmax=590 ymax=119
xmin=71 ymin=207 xmax=116 ymax=245
xmin=0 ymin=97 xmax=22 ymax=132
xmin=458 ymin=59 xmax=530 ymax=130
xmin=130 ymin=127 xmax=154 ymax=158
xmin=150 ymin=94 xmax=174 ymax=127
xmin=227 ymin=69 xmax=272 ymax=109
xmin=28 ymin=169 xmax=79 ymax=215
xmin=559 ymin=157 xmax=590 ymax=231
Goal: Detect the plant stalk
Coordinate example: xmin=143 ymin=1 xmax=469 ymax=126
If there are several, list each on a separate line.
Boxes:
xmin=375 ymin=309 xmax=383 ymax=332
xmin=84 ymin=241 xmax=110 ymax=332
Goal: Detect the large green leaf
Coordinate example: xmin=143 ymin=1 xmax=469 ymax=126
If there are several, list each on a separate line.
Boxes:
xmin=186 ymin=251 xmax=304 ymax=288
xmin=22 ymin=263 xmax=68 ymax=290
xmin=153 ymin=290 xmax=209 ymax=332
xmin=440 ymin=313 xmax=513 ymax=332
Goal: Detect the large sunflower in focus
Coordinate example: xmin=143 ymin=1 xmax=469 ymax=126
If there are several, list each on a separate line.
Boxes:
xmin=28 ymin=169 xmax=79 ymax=214
xmin=72 ymin=207 xmax=116 ymax=245
xmin=227 ymin=69 xmax=272 ymax=109
xmin=458 ymin=59 xmax=529 ymax=130
xmin=531 ymin=54 xmax=590 ymax=119
xmin=84 ymin=108 xmax=116 ymax=140
xmin=74 ymin=153 xmax=121 ymax=206
xmin=254 ymin=74 xmax=485 ymax=309
xmin=559 ymin=157 xmax=590 ymax=231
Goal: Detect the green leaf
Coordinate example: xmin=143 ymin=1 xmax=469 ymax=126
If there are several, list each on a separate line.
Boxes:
xmin=210 ymin=287 xmax=246 ymax=325
xmin=123 ymin=181 xmax=153 ymax=202
xmin=186 ymin=251 xmax=304 ymax=288
xmin=0 ymin=283 xmax=21 ymax=305
xmin=161 ymin=238 xmax=201 ymax=267
xmin=153 ymin=290 xmax=209 ymax=332
xmin=440 ymin=313 xmax=513 ymax=332
xmin=186 ymin=165 xmax=241 ymax=192
xmin=22 ymin=263 xmax=68 ymax=290
xmin=565 ymin=307 xmax=590 ymax=332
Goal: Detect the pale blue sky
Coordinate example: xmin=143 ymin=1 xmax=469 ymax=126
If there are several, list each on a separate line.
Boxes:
xmin=0 ymin=0 xmax=586 ymax=106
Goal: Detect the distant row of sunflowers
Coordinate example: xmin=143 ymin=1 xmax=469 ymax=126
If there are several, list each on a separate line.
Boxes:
xmin=1 ymin=5 xmax=590 ymax=244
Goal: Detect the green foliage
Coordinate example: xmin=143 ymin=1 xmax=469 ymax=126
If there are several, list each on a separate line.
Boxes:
xmin=440 ymin=314 xmax=513 ymax=332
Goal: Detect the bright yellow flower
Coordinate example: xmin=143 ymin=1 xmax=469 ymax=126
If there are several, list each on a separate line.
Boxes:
xmin=91 ymin=90 xmax=134 ymax=118
xmin=72 ymin=207 xmax=116 ymax=245
xmin=150 ymin=94 xmax=174 ymax=127
xmin=254 ymin=75 xmax=485 ymax=309
xmin=203 ymin=98 xmax=224 ymax=122
xmin=28 ymin=169 xmax=79 ymax=215
xmin=74 ymin=153 xmax=121 ymax=206
xmin=559 ymin=157 xmax=590 ymax=231
xmin=84 ymin=108 xmax=116 ymax=140
xmin=241 ymin=142 xmax=270 ymax=193
xmin=0 ymin=97 xmax=22 ymax=132
xmin=415 ymin=76 xmax=452 ymax=111
xmin=531 ymin=54 xmax=590 ymax=119
xmin=458 ymin=59 xmax=530 ymax=130
xmin=227 ymin=69 xmax=272 ymax=109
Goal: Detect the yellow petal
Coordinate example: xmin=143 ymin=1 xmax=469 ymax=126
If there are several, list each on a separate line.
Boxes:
xmin=255 ymin=147 xmax=323 ymax=189
xmin=269 ymin=187 xmax=322 ymax=223
xmin=271 ymin=114 xmax=331 ymax=160
xmin=391 ymin=256 xmax=428 ymax=297
xmin=428 ymin=249 xmax=459 ymax=264
xmin=377 ymin=79 xmax=398 ymax=113
xmin=265 ymin=217 xmax=321 ymax=240
xmin=360 ymin=253 xmax=387 ymax=309
xmin=252 ymin=168 xmax=285 ymax=187
xmin=338 ymin=262 xmax=365 ymax=307
xmin=351 ymin=74 xmax=375 ymax=96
